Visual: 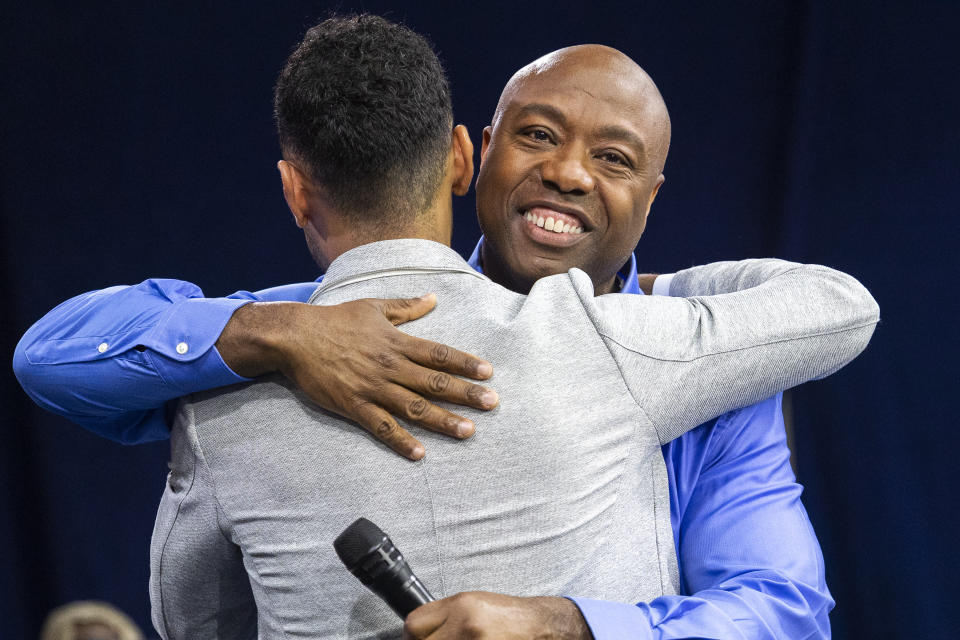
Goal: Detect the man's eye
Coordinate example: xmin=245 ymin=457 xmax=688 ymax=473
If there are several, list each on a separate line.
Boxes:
xmin=525 ymin=129 xmax=551 ymax=142
xmin=598 ymin=151 xmax=629 ymax=167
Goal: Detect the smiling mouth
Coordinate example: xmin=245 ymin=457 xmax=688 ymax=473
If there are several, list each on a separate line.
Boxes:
xmin=519 ymin=206 xmax=584 ymax=235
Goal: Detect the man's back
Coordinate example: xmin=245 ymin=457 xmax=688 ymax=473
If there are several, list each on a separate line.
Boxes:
xmin=151 ymin=239 xmax=878 ymax=639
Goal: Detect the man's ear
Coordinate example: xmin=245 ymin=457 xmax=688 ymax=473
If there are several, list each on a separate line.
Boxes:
xmin=278 ymin=160 xmax=311 ymax=228
xmin=646 ymin=174 xmax=665 ymax=216
xmin=451 ymin=124 xmax=475 ymax=196
xmin=479 ymin=126 xmax=493 ymax=167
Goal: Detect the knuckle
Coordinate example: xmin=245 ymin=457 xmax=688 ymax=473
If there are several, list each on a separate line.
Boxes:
xmin=349 ymin=394 xmax=372 ymax=412
xmin=429 ymin=342 xmax=451 ymax=365
xmin=375 ymin=351 xmax=398 ymax=370
xmin=375 ymin=420 xmax=396 ymax=440
xmin=467 ymin=385 xmax=486 ymax=403
xmin=406 ymin=397 xmax=428 ymax=418
xmin=461 ymin=353 xmax=479 ymax=371
xmin=427 ymin=372 xmax=451 ymax=394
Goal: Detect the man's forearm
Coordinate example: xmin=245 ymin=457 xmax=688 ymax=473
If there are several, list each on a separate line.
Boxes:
xmin=214 ymin=301 xmax=301 ymax=377
xmin=13 ymin=279 xmax=254 ymax=443
xmin=14 ymin=279 xmax=499 ymax=455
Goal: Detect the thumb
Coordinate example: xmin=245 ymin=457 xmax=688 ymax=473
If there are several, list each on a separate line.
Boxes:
xmin=377 ymin=293 xmax=437 ymax=326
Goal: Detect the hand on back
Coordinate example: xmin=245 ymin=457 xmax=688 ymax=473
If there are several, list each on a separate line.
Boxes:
xmin=216 ymin=294 xmax=498 ymax=460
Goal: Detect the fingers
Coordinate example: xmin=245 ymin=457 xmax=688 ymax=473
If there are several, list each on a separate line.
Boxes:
xmin=376 ymin=294 xmax=437 ymax=326
xmin=372 ymin=296 xmax=493 ymax=381
xmin=402 ymin=365 xmax=499 ymax=412
xmin=381 ymin=386 xmax=477 ymax=439
xmin=404 ymin=600 xmax=447 ymax=639
xmin=352 ymin=400 xmax=425 ymax=461
xmin=401 ymin=334 xmax=494 ymax=382
xmin=306 ymin=295 xmax=498 ymax=460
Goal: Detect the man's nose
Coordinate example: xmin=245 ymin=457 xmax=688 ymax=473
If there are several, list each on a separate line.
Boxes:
xmin=539 ymin=145 xmax=595 ymax=195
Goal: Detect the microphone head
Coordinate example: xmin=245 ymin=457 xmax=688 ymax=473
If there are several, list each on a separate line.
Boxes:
xmin=334 ymin=517 xmax=388 ymax=569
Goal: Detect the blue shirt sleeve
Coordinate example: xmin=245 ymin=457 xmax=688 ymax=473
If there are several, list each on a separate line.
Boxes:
xmin=12 ymin=278 xmax=319 ymax=444
xmin=571 ymin=394 xmax=833 ymax=639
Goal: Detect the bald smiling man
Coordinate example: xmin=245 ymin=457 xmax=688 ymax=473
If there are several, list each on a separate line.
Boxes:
xmin=16 ymin=25 xmax=844 ymax=640
xmin=477 ymin=45 xmax=671 ymax=297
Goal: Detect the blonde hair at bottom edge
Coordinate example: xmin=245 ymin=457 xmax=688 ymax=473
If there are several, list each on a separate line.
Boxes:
xmin=40 ymin=600 xmax=144 ymax=640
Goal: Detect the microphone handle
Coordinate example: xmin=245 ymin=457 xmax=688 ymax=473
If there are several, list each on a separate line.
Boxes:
xmin=371 ymin=572 xmax=435 ymax=618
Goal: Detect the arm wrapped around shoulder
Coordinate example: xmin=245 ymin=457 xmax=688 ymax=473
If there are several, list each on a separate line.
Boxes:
xmin=575 ymin=259 xmax=879 ymax=443
xmin=668 ymin=258 xmax=880 ymax=381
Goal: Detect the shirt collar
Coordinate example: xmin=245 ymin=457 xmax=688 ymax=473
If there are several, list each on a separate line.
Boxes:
xmin=467 ymin=236 xmax=643 ymax=295
xmin=316 ymin=239 xmax=480 ymax=290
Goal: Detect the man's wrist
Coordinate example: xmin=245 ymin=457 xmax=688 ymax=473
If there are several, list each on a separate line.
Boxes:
xmin=534 ymin=596 xmax=593 ymax=640
xmin=637 ymin=273 xmax=659 ymax=295
xmin=215 ymin=301 xmax=306 ymax=378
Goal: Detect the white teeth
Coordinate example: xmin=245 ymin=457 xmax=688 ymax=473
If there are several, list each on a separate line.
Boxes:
xmin=522 ymin=210 xmax=583 ymax=235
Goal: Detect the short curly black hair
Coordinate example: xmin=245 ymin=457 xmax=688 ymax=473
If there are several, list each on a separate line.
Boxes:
xmin=275 ymin=14 xmax=453 ymax=227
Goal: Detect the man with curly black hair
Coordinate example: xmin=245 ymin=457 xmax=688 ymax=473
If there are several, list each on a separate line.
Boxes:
xmin=274 ymin=15 xmax=455 ymax=250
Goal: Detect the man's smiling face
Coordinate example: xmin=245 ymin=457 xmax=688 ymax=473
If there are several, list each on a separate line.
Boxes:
xmin=476 ymin=46 xmax=670 ymax=295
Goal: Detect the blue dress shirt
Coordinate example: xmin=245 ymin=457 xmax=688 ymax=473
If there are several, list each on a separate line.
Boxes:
xmin=12 ymin=239 xmax=833 ymax=638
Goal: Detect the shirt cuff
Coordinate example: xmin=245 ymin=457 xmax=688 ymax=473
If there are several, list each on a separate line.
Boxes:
xmin=142 ymin=297 xmax=249 ymax=360
xmin=651 ymin=273 xmax=675 ymax=297
xmin=150 ymin=340 xmax=252 ymax=394
xmin=141 ymin=297 xmax=254 ymax=389
xmin=567 ymin=597 xmax=653 ymax=640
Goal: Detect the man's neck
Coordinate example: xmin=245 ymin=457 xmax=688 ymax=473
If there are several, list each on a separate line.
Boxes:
xmin=477 ymin=242 xmax=619 ymax=296
xmin=319 ymin=207 xmax=452 ymax=269
xmin=353 ymin=219 xmax=451 ymax=249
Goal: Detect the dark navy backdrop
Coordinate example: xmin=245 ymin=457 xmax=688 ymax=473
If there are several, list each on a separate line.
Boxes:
xmin=3 ymin=2 xmax=957 ymax=638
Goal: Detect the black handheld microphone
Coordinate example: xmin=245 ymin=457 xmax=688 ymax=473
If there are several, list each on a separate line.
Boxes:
xmin=333 ymin=517 xmax=435 ymax=618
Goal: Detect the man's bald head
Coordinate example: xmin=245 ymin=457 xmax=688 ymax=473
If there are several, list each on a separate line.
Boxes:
xmin=493 ymin=45 xmax=671 ymax=172
xmin=476 ymin=44 xmax=672 ymax=295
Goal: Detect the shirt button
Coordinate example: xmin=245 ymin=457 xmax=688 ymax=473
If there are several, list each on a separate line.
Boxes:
xmin=97 ymin=342 xmax=109 ymax=353
xmin=176 ymin=342 xmax=189 ymax=355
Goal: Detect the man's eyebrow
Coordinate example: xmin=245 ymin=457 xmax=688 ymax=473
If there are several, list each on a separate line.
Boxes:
xmin=512 ymin=102 xmax=568 ymax=126
xmin=594 ymin=124 xmax=646 ymax=155
xmin=513 ymin=103 xmax=647 ymax=155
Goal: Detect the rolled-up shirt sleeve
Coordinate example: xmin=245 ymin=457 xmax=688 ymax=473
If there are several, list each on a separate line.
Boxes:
xmin=12 ymin=278 xmax=317 ymax=444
